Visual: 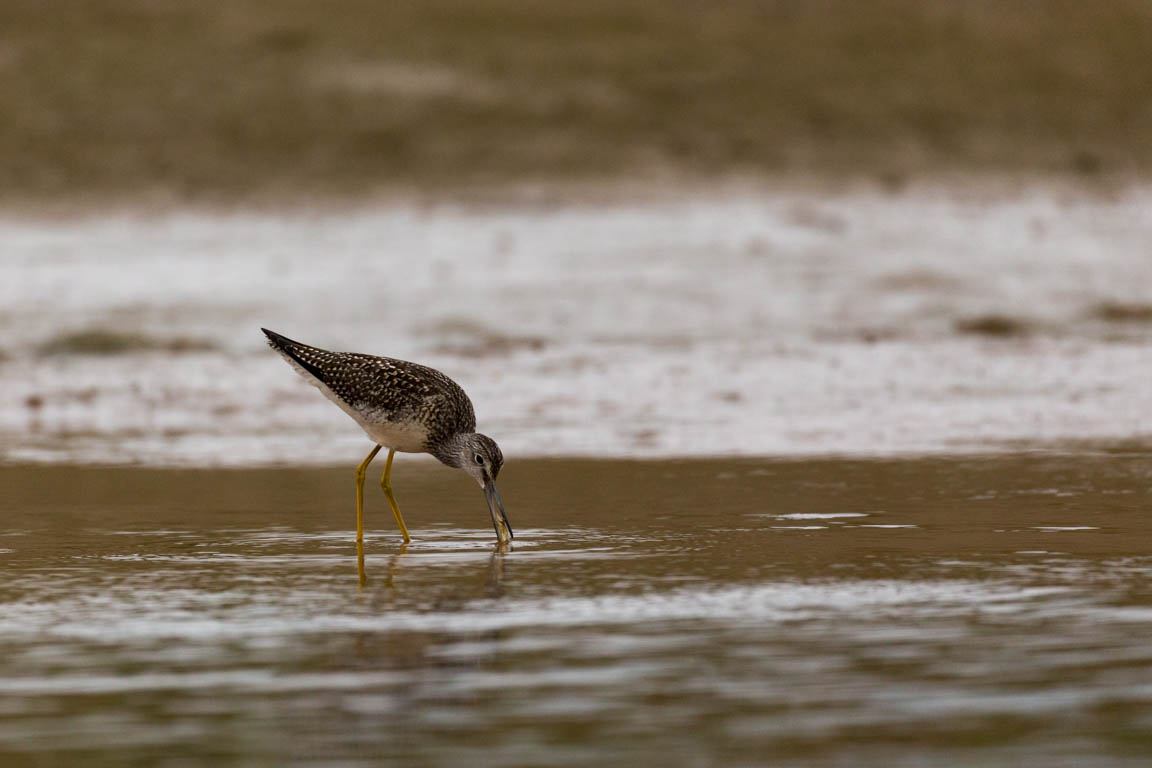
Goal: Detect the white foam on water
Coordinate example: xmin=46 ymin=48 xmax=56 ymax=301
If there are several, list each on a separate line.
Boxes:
xmin=775 ymin=513 xmax=870 ymax=520
xmin=1034 ymin=527 xmax=1100 ymax=532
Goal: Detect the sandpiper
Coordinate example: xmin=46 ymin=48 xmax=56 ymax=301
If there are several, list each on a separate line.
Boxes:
xmin=262 ymin=328 xmax=512 ymax=545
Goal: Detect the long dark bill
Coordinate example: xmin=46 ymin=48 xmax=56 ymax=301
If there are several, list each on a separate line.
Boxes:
xmin=483 ymin=473 xmax=514 ymax=544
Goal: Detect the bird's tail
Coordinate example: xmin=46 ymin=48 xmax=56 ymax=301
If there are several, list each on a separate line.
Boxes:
xmin=261 ymin=327 xmax=330 ymax=382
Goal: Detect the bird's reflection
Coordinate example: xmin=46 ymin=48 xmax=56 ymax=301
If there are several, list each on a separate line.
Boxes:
xmin=357 ymin=540 xmax=367 ymax=587
xmin=358 ymin=541 xmax=409 ymax=589
xmin=356 ymin=539 xmax=511 ymax=596
xmin=485 ymin=547 xmax=507 ymax=597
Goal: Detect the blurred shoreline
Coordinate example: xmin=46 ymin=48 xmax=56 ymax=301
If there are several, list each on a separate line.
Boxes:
xmin=4 ymin=1 xmax=1152 ymax=209
xmin=1 ymin=172 xmax=1146 ymax=221
xmin=4 ymin=183 xmax=1150 ymax=466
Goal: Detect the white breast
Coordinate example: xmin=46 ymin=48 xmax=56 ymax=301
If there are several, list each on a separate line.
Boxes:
xmin=361 ymin=416 xmax=430 ymax=453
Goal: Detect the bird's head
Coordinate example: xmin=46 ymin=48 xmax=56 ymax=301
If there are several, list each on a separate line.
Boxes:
xmin=457 ymin=432 xmax=512 ymax=543
xmin=459 ymin=432 xmax=503 ymax=486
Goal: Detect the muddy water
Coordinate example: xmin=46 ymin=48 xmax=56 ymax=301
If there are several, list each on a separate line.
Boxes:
xmin=2 ymin=456 xmax=1151 ymax=765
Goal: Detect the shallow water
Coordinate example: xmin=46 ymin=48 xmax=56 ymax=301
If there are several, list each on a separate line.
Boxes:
xmin=2 ymin=456 xmax=1152 ymax=765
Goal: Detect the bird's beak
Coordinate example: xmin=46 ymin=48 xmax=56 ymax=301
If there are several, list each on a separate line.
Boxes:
xmin=483 ymin=473 xmax=513 ymax=544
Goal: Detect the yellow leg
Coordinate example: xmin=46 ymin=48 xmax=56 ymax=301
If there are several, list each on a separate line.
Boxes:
xmin=380 ymin=449 xmax=412 ymax=542
xmin=355 ymin=444 xmax=382 ymax=543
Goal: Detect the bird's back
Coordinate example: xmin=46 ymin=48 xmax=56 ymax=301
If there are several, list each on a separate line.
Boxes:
xmin=263 ymin=328 xmax=476 ymax=451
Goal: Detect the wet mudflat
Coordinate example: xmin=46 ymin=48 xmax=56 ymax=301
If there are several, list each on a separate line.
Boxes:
xmin=1 ymin=455 xmax=1151 ymax=766
xmin=5 ymin=190 xmax=1152 ymax=465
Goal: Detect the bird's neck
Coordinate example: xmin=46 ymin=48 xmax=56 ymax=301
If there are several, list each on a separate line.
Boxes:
xmin=429 ymin=431 xmax=470 ymax=468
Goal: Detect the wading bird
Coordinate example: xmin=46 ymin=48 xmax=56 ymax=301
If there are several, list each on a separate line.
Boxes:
xmin=262 ymin=328 xmax=512 ymax=545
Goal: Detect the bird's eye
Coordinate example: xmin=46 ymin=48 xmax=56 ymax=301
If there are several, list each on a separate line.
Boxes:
xmin=474 ymin=454 xmax=485 ymax=465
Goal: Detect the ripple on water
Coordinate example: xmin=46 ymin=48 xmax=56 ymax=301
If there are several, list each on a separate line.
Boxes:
xmin=772 ymin=513 xmax=871 ymax=520
xmin=1033 ymin=526 xmax=1100 ymax=532
xmin=0 ymin=579 xmax=1077 ymax=644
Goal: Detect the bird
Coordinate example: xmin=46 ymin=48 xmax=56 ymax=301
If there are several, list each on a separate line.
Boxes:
xmin=261 ymin=328 xmax=512 ymax=546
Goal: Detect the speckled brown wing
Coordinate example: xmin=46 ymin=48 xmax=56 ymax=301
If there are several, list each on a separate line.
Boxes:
xmin=262 ymin=328 xmax=476 ymax=450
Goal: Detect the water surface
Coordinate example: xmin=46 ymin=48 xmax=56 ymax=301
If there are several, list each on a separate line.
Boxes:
xmin=2 ymin=456 xmax=1151 ymax=765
